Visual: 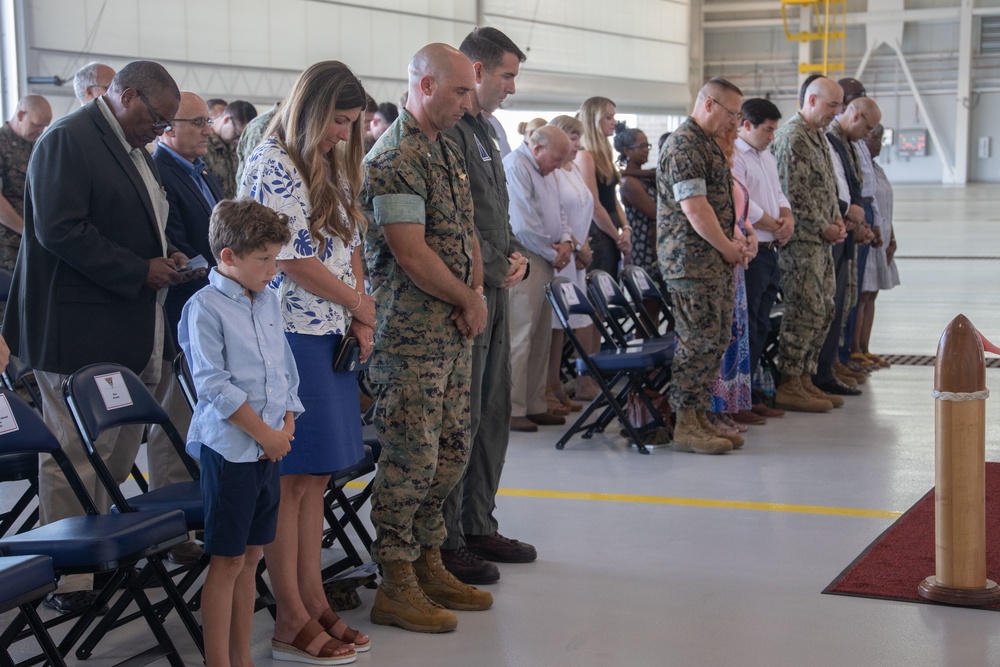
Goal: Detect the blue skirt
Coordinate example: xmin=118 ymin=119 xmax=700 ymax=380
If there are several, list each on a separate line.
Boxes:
xmin=283 ymin=332 xmax=365 ymax=476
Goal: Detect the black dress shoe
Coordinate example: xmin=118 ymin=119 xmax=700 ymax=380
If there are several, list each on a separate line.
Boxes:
xmin=42 ymin=591 xmax=109 ymax=615
xmin=465 ymin=532 xmax=537 ymax=563
xmin=440 ymin=547 xmax=500 ymax=585
xmin=526 ymin=412 xmax=565 ymax=426
xmin=815 ymin=379 xmax=862 ymax=396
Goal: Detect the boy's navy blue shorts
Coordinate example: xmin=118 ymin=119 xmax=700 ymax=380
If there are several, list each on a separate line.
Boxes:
xmin=198 ymin=445 xmax=280 ymax=557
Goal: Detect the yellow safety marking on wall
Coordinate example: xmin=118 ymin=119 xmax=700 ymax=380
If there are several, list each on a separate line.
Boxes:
xmin=343 ymin=481 xmax=902 ymax=519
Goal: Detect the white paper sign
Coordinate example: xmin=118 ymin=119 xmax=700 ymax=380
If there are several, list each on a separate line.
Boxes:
xmin=95 ymin=372 xmax=133 ymax=411
xmin=0 ymin=394 xmax=19 ymax=435
xmin=636 ymin=272 xmax=651 ymax=291
xmin=561 ymin=282 xmax=580 ymax=305
xmin=599 ymin=274 xmax=615 ymax=297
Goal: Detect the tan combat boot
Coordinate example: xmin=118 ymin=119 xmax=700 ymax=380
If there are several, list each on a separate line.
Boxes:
xmin=800 ymin=374 xmax=844 ymax=408
xmin=671 ymin=409 xmax=732 ymax=454
xmin=371 ymin=560 xmax=458 ymax=633
xmin=833 ymin=360 xmax=867 ymax=385
xmin=774 ymin=375 xmax=833 ymax=413
xmin=698 ymin=412 xmax=744 ymax=449
xmin=413 ymin=548 xmax=494 ymax=611
xmin=831 ymin=363 xmax=858 ymax=388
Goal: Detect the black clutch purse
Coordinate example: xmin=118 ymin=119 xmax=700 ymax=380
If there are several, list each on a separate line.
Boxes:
xmin=332 ymin=336 xmax=369 ymax=373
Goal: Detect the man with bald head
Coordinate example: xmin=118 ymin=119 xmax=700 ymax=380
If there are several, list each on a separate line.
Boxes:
xmin=2 ymin=61 xmax=203 ymax=613
xmin=154 ymin=91 xmax=223 ymax=338
xmin=74 ymin=62 xmax=116 ymax=106
xmin=769 ymin=76 xmax=846 ymax=413
xmin=505 ymin=124 xmax=573 ymax=432
xmin=0 ymin=95 xmax=51 ymax=274
xmin=810 ymin=96 xmax=882 ymax=398
xmin=362 ymin=43 xmax=492 ymax=633
xmin=826 ymin=95 xmax=882 ymax=389
xmin=658 ymin=77 xmax=748 ymax=454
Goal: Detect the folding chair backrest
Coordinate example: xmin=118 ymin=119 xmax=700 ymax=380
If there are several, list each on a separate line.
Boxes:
xmin=63 ymin=363 xmax=198 ymax=512
xmin=620 ymin=265 xmax=675 ymax=335
xmin=173 ymin=352 xmax=197 ymax=413
xmin=1 ymin=355 xmax=43 ymax=414
xmin=0 ymin=389 xmax=99 ymax=515
xmin=586 ymin=270 xmax=645 ymax=348
xmin=547 ymin=276 xmax=597 ymax=327
xmin=64 ymin=363 xmax=169 ymax=443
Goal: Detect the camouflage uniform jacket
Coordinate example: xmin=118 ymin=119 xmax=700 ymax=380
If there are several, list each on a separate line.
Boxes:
xmin=236 ymin=103 xmax=278 ymax=189
xmin=770 ymin=113 xmax=839 ymax=245
xmin=0 ymin=122 xmax=32 ymax=256
xmin=204 ymin=132 xmax=238 ymax=200
xmin=657 ymin=116 xmax=734 ymax=281
xmin=361 ymin=108 xmax=476 ymax=358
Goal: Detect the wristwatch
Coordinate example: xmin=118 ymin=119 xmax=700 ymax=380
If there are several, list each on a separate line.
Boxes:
xmin=481 ymin=293 xmax=488 ymax=308
xmin=574 ymin=241 xmax=583 ymax=252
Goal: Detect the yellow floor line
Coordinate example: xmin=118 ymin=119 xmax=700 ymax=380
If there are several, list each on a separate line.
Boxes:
xmin=343 ymin=481 xmax=901 ymax=519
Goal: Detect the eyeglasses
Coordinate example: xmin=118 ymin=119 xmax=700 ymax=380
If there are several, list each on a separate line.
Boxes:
xmin=709 ymin=96 xmax=743 ymax=120
xmin=170 ymin=117 xmax=214 ymax=129
xmin=628 ymin=142 xmax=652 ymax=150
xmin=859 ymin=111 xmax=876 ymax=133
xmin=136 ymin=90 xmax=173 ymax=133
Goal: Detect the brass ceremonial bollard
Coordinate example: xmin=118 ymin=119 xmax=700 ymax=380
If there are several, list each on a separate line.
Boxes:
xmin=918 ymin=314 xmax=1000 ymax=605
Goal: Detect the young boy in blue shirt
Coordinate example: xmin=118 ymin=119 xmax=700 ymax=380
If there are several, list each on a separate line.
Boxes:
xmin=179 ymin=198 xmax=324 ymax=667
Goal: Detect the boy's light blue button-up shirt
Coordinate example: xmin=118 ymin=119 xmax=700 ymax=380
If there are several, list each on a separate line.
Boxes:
xmin=179 ymin=268 xmax=304 ymax=462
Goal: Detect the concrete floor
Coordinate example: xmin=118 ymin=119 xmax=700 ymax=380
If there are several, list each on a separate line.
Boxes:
xmin=5 ymin=184 xmax=1000 ymax=666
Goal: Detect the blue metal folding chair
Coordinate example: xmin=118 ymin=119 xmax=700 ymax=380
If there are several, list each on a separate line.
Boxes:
xmin=0 ymin=389 xmax=191 ymax=667
xmin=62 ymin=363 xmax=204 ymax=660
xmin=0 ymin=555 xmax=67 ymax=667
xmin=546 ymin=277 xmax=674 ymax=454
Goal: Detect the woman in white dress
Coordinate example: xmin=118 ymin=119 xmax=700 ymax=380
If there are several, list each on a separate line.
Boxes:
xmin=854 ymin=124 xmax=900 ymax=365
xmin=545 ymin=115 xmax=598 ymax=410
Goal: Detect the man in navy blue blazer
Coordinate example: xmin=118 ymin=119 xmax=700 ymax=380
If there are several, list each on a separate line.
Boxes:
xmin=147 ymin=92 xmax=226 ymax=565
xmin=152 ymin=91 xmax=225 ymax=338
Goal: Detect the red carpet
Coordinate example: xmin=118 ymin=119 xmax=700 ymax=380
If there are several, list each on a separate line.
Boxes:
xmin=824 ymin=462 xmax=1000 ymax=610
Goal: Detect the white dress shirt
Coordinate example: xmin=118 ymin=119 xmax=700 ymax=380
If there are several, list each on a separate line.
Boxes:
xmin=503 ymin=142 xmax=571 ymax=261
xmin=732 ymin=136 xmax=790 ymax=243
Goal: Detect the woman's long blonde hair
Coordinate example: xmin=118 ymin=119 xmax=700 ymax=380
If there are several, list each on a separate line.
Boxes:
xmin=577 ymin=96 xmax=617 ymax=185
xmin=266 ymin=61 xmax=367 ymax=250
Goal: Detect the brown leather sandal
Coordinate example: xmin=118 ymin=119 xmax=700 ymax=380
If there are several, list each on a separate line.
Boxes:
xmin=271 ymin=618 xmax=357 ymax=665
xmin=319 ymin=608 xmax=370 ymax=653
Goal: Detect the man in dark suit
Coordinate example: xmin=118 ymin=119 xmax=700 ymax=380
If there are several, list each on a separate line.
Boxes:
xmin=153 ymin=91 xmax=223 ymax=336
xmin=1 ymin=60 xmax=201 ymax=613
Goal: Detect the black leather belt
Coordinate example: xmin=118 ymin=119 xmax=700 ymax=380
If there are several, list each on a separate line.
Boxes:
xmin=760 ymin=241 xmax=779 ymax=250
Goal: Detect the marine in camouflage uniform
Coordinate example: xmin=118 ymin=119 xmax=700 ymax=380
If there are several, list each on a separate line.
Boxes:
xmin=361 ymin=108 xmax=478 ymax=565
xmin=235 ymin=103 xmax=278 ymax=189
xmin=657 ymin=116 xmax=737 ymax=415
xmin=203 ymin=132 xmax=238 ymax=200
xmin=0 ymin=121 xmax=33 ymax=271
xmin=770 ymin=113 xmax=840 ymax=380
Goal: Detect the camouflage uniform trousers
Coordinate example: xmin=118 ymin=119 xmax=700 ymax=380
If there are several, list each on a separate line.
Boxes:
xmin=777 ymin=241 xmax=835 ymax=376
xmin=368 ymin=346 xmax=473 ymax=564
xmin=666 ymin=274 xmax=735 ymax=412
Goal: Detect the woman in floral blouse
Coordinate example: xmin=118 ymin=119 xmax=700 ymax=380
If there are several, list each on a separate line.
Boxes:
xmin=241 ymin=60 xmax=372 ymax=661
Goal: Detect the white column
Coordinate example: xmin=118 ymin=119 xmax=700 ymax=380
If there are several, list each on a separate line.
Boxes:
xmin=949 ymin=0 xmax=973 ymax=184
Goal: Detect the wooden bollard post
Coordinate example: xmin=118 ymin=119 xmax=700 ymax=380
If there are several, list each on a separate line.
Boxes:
xmin=918 ymin=314 xmax=1000 ymax=605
